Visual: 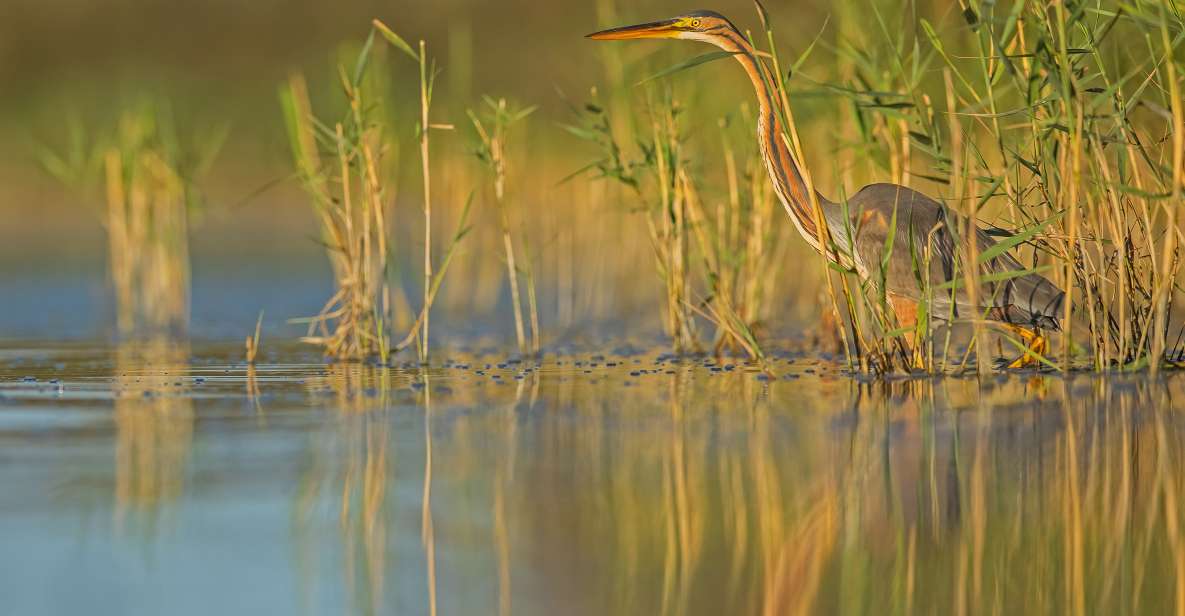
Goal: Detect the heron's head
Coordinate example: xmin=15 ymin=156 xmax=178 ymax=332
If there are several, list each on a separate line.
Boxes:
xmin=586 ymin=10 xmax=738 ymax=44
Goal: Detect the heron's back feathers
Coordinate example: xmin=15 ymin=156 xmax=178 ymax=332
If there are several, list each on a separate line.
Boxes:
xmin=831 ymin=183 xmax=1065 ymax=330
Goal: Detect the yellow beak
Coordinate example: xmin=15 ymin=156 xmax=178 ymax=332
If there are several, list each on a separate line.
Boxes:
xmin=586 ymin=19 xmax=681 ymax=40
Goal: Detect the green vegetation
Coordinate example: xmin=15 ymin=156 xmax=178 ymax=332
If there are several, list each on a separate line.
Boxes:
xmin=27 ymin=1 xmax=1185 ymax=374
xmin=807 ymin=0 xmax=1185 ymax=374
xmin=12 ymin=4 xmax=1185 ymax=614
xmin=281 ymin=22 xmax=475 ymax=362
xmin=468 ymin=96 xmax=541 ymax=355
xmin=39 ymin=101 xmax=223 ymax=337
xmin=280 ymin=61 xmax=398 ymax=361
xmin=571 ymin=0 xmax=1185 ymax=374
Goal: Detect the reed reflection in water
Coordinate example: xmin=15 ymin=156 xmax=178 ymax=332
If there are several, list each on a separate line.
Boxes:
xmin=112 ymin=340 xmax=194 ymax=537
xmin=5 ymin=349 xmax=1184 ymax=615
xmin=375 ymin=365 xmax=1185 ymax=615
xmin=293 ymin=363 xmax=394 ymax=616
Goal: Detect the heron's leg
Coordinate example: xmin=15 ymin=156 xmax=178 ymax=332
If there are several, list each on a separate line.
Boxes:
xmin=1003 ymin=325 xmax=1047 ymax=369
xmin=900 ymin=330 xmax=925 ymax=370
xmin=888 ymin=294 xmax=925 ymax=369
xmin=815 ymin=292 xmax=846 ymax=354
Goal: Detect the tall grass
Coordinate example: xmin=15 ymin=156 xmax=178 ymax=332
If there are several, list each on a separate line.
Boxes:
xmin=40 ymin=102 xmax=222 ymax=337
xmin=564 ymin=89 xmax=695 ymax=352
xmin=570 ymin=0 xmax=1185 ymax=373
xmin=372 ymin=21 xmax=478 ymax=364
xmin=924 ymin=0 xmax=1185 ymax=373
xmin=31 ymin=1 xmax=1185 ymax=374
xmin=566 ymin=87 xmax=795 ymax=365
xmin=281 ymin=62 xmax=396 ymax=361
xmin=468 ymin=97 xmax=541 ymax=355
xmin=282 ymin=22 xmax=475 ymax=362
xmin=799 ymin=0 xmax=1185 ymax=372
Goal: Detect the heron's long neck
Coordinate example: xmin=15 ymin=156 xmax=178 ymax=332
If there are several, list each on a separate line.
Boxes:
xmin=714 ymin=31 xmax=827 ymax=247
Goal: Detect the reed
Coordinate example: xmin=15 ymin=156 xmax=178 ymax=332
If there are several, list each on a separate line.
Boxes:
xmin=417 ymin=38 xmax=435 ymax=364
xmin=521 ymin=234 xmax=542 ymax=355
xmin=926 ymin=0 xmax=1185 ymax=372
xmin=752 ymin=1 xmax=868 ymax=371
xmin=468 ymin=96 xmax=540 ymax=354
xmin=371 ymin=20 xmax=467 ymax=363
xmin=40 ymin=102 xmax=221 ymax=338
xmin=647 ymin=92 xmax=700 ymax=353
xmin=281 ymin=60 xmax=395 ymax=361
xmin=568 ymin=85 xmax=793 ymax=363
xmin=104 ymin=117 xmax=191 ymax=337
xmin=245 ymin=309 xmax=263 ymax=364
xmin=681 ymin=108 xmax=797 ymax=365
xmin=283 ymin=22 xmax=473 ymax=362
xmin=32 ymin=0 xmax=1185 ymax=375
xmin=564 ymin=88 xmax=700 ymax=353
xmin=749 ymin=0 xmax=1185 ymax=373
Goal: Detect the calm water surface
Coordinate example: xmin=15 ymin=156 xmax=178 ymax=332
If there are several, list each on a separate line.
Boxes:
xmin=2 ymin=341 xmax=1183 ymax=615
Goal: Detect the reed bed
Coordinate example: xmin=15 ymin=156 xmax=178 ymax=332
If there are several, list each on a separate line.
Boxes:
xmin=280 ymin=51 xmax=396 ymax=361
xmin=30 ymin=0 xmax=1185 ymax=375
xmin=804 ymin=0 xmax=1185 ymax=373
xmin=40 ymin=103 xmax=221 ymax=337
xmin=565 ymin=89 xmax=700 ymax=353
xmin=566 ymin=0 xmax=1185 ymax=374
xmin=565 ymin=88 xmax=799 ymax=366
xmin=282 ymin=22 xmax=475 ymax=362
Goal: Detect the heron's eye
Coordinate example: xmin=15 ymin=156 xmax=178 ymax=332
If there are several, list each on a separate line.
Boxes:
xmin=690 ymin=19 xmax=701 ymax=28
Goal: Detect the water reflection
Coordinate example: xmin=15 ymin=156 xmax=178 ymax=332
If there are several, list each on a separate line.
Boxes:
xmin=420 ymin=372 xmax=437 ymax=616
xmin=112 ymin=340 xmax=193 ymax=536
xmin=295 ymin=364 xmax=393 ymax=616
xmin=476 ymin=368 xmax=1185 ymax=615
xmin=3 ymin=349 xmax=1184 ymax=615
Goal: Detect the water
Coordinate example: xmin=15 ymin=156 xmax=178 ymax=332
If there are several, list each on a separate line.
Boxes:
xmin=2 ymin=342 xmax=1183 ymax=614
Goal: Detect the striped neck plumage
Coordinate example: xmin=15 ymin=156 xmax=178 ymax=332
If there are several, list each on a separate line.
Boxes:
xmin=701 ymin=28 xmax=828 ymax=248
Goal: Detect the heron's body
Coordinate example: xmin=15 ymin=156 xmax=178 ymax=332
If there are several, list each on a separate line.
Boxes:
xmin=589 ymin=10 xmax=1065 ymax=367
xmin=840 ymin=184 xmax=1064 ymax=329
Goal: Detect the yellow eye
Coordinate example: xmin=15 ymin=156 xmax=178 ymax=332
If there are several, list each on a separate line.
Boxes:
xmin=690 ymin=19 xmax=701 ymax=28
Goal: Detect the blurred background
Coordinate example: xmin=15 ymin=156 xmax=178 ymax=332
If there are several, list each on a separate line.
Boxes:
xmin=0 ymin=0 xmax=873 ymax=343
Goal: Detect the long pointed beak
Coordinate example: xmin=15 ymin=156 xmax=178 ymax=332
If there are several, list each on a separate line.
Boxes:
xmin=586 ymin=19 xmax=681 ymax=40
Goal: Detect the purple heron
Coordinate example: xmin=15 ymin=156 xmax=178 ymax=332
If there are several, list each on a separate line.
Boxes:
xmin=588 ymin=10 xmax=1065 ymax=369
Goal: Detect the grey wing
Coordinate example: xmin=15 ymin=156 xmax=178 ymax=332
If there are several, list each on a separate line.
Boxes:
xmin=968 ymin=226 xmax=1065 ymax=329
xmin=836 ymin=183 xmax=1065 ymax=329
